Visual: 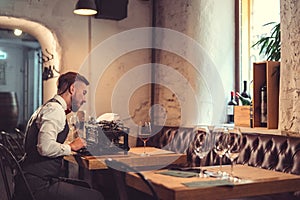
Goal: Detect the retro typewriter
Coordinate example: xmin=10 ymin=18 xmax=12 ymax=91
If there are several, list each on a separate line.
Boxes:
xmin=78 ymin=119 xmax=130 ymax=156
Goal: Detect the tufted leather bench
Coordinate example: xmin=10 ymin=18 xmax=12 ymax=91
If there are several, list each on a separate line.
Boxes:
xmin=136 ymin=126 xmax=300 ymax=199
xmin=137 ymin=126 xmax=300 ymax=174
xmin=190 ymin=132 xmax=300 ymax=175
xmin=136 ymin=126 xmax=194 ymax=152
xmin=237 ymin=133 xmax=300 ymax=174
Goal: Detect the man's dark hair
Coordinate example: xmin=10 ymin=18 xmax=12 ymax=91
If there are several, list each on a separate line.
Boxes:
xmin=57 ymin=72 xmax=89 ymax=95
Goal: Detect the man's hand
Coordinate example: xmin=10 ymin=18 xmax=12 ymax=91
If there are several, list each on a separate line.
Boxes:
xmin=69 ymin=137 xmax=87 ymax=151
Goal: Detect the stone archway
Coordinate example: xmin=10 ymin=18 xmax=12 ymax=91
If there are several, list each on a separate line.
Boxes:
xmin=0 ymin=16 xmax=61 ymax=101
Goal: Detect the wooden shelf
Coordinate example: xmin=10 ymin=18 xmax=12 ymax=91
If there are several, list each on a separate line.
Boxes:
xmin=238 ymin=127 xmax=281 ymax=135
xmin=253 ymin=61 xmax=280 ymax=129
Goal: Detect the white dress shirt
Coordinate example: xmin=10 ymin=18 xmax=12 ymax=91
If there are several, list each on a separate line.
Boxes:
xmin=34 ymin=95 xmax=72 ymax=157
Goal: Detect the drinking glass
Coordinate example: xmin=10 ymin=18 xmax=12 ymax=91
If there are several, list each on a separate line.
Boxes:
xmin=192 ymin=125 xmax=213 ymax=177
xmin=69 ymin=114 xmax=80 ymax=138
xmin=212 ymin=126 xmax=229 ymax=176
xmin=225 ymin=127 xmax=243 ymax=180
xmin=137 ymin=122 xmax=152 ymax=156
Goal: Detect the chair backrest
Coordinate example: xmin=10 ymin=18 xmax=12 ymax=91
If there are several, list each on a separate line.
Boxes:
xmin=14 ymin=128 xmax=25 ymax=143
xmin=105 ymin=158 xmax=159 ymax=200
xmin=0 ymin=143 xmax=35 ymax=200
xmin=1 ymin=131 xmax=25 ymax=161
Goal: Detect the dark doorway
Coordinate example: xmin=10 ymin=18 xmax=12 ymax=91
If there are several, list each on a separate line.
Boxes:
xmin=0 ymin=28 xmax=42 ymax=131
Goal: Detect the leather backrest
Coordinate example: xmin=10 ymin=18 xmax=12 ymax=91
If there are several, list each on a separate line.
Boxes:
xmin=138 ymin=126 xmax=300 ymax=175
xmin=237 ymin=133 xmax=300 ymax=174
xmin=137 ymin=126 xmax=195 ymax=153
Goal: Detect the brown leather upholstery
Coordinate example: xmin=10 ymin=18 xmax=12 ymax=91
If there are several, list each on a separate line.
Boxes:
xmin=237 ymin=133 xmax=300 ymax=175
xmin=137 ymin=126 xmax=300 ymax=175
xmin=136 ymin=126 xmax=195 ymax=154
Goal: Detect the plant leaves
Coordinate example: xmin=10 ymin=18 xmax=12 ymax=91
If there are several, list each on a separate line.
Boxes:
xmin=251 ymin=22 xmax=280 ymax=61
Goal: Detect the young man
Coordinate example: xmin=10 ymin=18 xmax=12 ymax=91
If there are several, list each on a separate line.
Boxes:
xmin=14 ymin=72 xmax=103 ymax=200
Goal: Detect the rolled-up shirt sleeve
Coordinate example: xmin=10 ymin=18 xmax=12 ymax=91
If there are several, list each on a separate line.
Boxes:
xmin=36 ymin=103 xmax=71 ymax=157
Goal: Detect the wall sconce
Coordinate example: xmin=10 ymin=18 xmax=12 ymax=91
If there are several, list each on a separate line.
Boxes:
xmin=42 ymin=66 xmax=59 ymax=81
xmin=38 ymin=49 xmax=60 ymax=81
xmin=73 ymin=0 xmax=98 ymax=16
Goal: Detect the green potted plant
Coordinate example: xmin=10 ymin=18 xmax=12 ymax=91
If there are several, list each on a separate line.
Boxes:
xmin=252 ymin=22 xmax=281 ymax=61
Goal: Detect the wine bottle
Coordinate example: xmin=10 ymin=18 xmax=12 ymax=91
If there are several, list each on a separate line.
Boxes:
xmin=241 ymin=80 xmax=251 ymax=99
xmin=236 ymin=92 xmax=251 ymax=105
xmin=260 ymin=84 xmax=267 ymax=127
xmin=227 ymin=91 xmax=237 ymax=123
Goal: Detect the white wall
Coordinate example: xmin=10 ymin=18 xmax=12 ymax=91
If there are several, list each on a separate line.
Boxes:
xmin=0 ymin=0 xmax=236 ymax=131
xmin=0 ymin=0 xmax=152 ymax=121
xmin=154 ymin=0 xmax=235 ymax=126
xmin=279 ymin=0 xmax=300 ymax=134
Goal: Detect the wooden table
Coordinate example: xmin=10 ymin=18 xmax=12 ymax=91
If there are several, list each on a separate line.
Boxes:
xmin=64 ymin=147 xmax=186 ymax=170
xmin=126 ymin=164 xmax=300 ymax=200
xmin=64 ymin=147 xmax=187 ymax=199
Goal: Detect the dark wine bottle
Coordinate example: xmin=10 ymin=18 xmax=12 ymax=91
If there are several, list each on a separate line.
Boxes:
xmin=241 ymin=80 xmax=251 ymax=99
xmin=236 ymin=92 xmax=251 ymax=105
xmin=227 ymin=91 xmax=237 ymax=124
xmin=260 ymin=84 xmax=267 ymax=127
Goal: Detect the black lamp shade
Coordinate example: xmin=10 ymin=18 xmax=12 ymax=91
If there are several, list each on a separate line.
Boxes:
xmin=94 ymin=0 xmax=128 ymax=20
xmin=74 ymin=0 xmax=98 ymax=16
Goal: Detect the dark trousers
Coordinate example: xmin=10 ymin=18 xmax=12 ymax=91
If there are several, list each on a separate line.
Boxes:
xmin=35 ymin=180 xmax=104 ymax=200
xmin=14 ymin=174 xmax=104 ymax=200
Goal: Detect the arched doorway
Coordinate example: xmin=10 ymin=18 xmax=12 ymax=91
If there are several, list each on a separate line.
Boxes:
xmin=0 ymin=16 xmax=61 ymax=129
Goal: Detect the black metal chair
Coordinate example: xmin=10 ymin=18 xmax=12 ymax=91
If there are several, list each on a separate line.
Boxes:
xmin=105 ymin=158 xmax=159 ymax=200
xmin=14 ymin=128 xmax=25 ymax=145
xmin=0 ymin=143 xmax=35 ymax=200
xmin=0 ymin=131 xmax=25 ymax=161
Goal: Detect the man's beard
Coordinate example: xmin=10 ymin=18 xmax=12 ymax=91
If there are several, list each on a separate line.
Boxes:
xmin=71 ymin=103 xmax=80 ymax=112
xmin=71 ymin=96 xmax=80 ymax=112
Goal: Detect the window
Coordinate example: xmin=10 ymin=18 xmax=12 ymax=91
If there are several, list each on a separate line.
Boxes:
xmin=239 ymin=0 xmax=280 ymax=97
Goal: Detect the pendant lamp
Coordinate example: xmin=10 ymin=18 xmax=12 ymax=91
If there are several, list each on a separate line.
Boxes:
xmin=73 ymin=0 xmax=98 ymax=16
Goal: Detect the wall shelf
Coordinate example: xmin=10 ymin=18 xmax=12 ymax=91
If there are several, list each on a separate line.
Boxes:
xmin=253 ymin=61 xmax=280 ymax=129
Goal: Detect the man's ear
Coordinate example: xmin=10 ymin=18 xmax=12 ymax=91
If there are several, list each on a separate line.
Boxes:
xmin=69 ymin=83 xmax=75 ymax=95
